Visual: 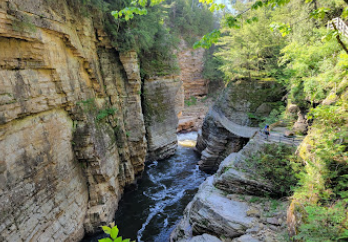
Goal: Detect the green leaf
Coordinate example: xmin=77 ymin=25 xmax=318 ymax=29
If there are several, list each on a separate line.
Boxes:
xmin=251 ymin=1 xmax=263 ymax=10
xmin=342 ymin=7 xmax=348 ymax=19
xmin=98 ymin=238 xmax=113 ymax=242
xmin=338 ymin=230 xmax=348 ymax=239
xmin=122 ymin=239 xmax=130 ymax=242
xmin=114 ymin=237 xmax=122 ymax=242
xmin=138 ymin=0 xmax=147 ymax=7
xmin=309 ymin=7 xmax=331 ymax=19
xmin=110 ymin=226 xmax=119 ymax=240
xmin=270 ymin=22 xmax=291 ymax=36
xmin=193 ymin=29 xmax=221 ymax=49
xmin=224 ymin=16 xmax=240 ymax=29
xmin=101 ymin=226 xmax=112 ymax=234
xmin=209 ymin=3 xmax=225 ymax=12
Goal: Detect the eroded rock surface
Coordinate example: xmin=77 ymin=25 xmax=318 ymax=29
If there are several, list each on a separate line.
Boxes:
xmin=143 ymin=76 xmax=183 ymax=161
xmin=178 ymin=40 xmax=208 ymax=98
xmin=0 ymin=1 xmax=155 ymax=241
xmin=177 ymin=97 xmax=212 ymax=133
xmin=196 ymin=80 xmax=284 ymax=173
xmin=0 ymin=110 xmax=88 ymax=242
xmin=171 ymin=134 xmax=289 ymax=242
xmin=195 ymin=110 xmax=250 ymax=173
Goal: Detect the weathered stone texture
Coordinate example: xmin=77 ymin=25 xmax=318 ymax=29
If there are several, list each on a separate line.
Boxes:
xmin=195 ymin=80 xmax=284 ymax=172
xmin=0 ymin=110 xmax=88 ymax=242
xmin=177 ymin=97 xmax=213 ymax=133
xmin=195 ymin=111 xmax=249 ymax=173
xmin=143 ymin=76 xmax=183 ymax=161
xmin=0 ymin=1 xmax=148 ymax=241
xmin=177 ymin=40 xmax=208 ymax=98
xmin=171 ymin=135 xmax=289 ymax=242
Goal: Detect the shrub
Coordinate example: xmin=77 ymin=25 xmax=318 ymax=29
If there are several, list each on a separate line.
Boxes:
xmin=96 ymin=108 xmax=117 ymax=122
xmin=295 ymin=202 xmax=348 ymax=242
xmin=184 ymin=96 xmax=197 ymax=107
xmin=246 ymin=143 xmax=302 ymax=197
xmin=99 ymin=224 xmax=134 ymax=242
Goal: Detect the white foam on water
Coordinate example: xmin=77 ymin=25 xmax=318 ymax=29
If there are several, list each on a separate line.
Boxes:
xmin=177 ymin=132 xmax=198 ymax=141
xmin=137 ymin=189 xmax=186 ymax=242
xmin=148 ymin=161 xmax=158 ymax=168
xmin=163 ymin=217 xmax=169 ymax=228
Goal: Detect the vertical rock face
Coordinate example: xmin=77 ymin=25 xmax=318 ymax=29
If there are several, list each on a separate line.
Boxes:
xmin=0 ymin=1 xmax=151 ymax=241
xmin=196 ymin=112 xmax=249 ymax=173
xmin=196 ymin=80 xmax=284 ymax=173
xmin=143 ymin=76 xmax=183 ymax=161
xmin=0 ymin=110 xmax=88 ymax=242
xmin=119 ymin=51 xmax=147 ymax=174
xmin=177 ymin=40 xmax=208 ymax=98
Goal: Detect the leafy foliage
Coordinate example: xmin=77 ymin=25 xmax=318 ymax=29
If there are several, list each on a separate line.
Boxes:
xmin=99 ymin=224 xmax=134 ymax=242
xmin=202 ymin=46 xmax=224 ymax=82
xmin=214 ymin=1 xmax=286 ymax=82
xmin=73 ymin=0 xmax=214 ymax=76
xmin=184 ymin=96 xmax=197 ymax=106
xmin=96 ymin=108 xmax=117 ymax=122
xmin=193 ymin=29 xmax=220 ymax=49
xmin=295 ymin=203 xmax=348 ymax=242
xmin=246 ymin=144 xmax=302 ymax=197
xmin=111 ymin=7 xmax=147 ymax=21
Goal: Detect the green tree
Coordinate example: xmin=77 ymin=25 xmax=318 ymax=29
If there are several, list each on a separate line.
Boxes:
xmin=214 ymin=0 xmax=286 ymax=82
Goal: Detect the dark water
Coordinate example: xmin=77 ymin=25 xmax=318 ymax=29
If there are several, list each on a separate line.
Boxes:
xmin=83 ymin=132 xmax=208 ymax=242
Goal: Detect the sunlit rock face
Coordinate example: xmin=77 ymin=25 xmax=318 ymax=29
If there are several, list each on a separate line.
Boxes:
xmin=171 ymin=136 xmax=289 ymax=242
xmin=0 ymin=1 xmax=149 ymax=240
xmin=177 ymin=40 xmax=208 ymax=99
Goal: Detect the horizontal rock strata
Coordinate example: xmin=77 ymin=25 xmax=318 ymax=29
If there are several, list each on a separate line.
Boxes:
xmin=177 ymin=40 xmax=208 ymax=98
xmin=196 ymin=80 xmax=284 ymax=173
xmin=0 ymin=1 xmax=158 ymax=241
xmin=171 ymin=134 xmax=290 ymax=242
xmin=143 ymin=76 xmax=183 ymax=161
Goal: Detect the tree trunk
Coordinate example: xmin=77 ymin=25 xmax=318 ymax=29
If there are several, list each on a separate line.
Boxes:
xmin=331 ymin=21 xmax=348 ymax=55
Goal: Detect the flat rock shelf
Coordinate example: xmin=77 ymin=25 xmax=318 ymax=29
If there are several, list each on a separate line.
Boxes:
xmin=82 ymin=132 xmax=208 ymax=242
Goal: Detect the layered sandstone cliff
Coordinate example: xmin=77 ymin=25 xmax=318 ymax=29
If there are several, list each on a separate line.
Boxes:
xmin=196 ymin=80 xmax=285 ymax=173
xmin=0 ymin=1 xmax=180 ymax=241
xmin=170 ymin=136 xmax=290 ymax=242
xmin=143 ymin=76 xmax=183 ymax=161
xmin=176 ymin=39 xmax=217 ymax=133
xmin=177 ymin=40 xmax=208 ymax=99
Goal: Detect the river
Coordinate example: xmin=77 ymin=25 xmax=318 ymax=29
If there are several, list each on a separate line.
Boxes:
xmin=82 ymin=132 xmax=208 ymax=242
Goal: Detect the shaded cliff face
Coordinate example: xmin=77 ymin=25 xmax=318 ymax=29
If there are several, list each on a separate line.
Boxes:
xmin=143 ymin=76 xmax=183 ymax=161
xmin=196 ymin=80 xmax=284 ymax=173
xmin=0 ymin=1 xmax=152 ymax=241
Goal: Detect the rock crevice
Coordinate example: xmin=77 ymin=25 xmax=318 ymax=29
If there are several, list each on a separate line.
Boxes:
xmin=0 ymin=1 xmax=180 ymax=241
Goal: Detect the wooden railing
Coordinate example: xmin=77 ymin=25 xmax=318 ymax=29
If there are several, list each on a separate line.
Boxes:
xmin=328 ymin=17 xmax=348 ymax=38
xmin=259 ymin=132 xmax=303 ymax=146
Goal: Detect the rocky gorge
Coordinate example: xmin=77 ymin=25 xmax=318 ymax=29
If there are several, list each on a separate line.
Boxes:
xmin=1 ymin=0 xmax=346 ymax=242
xmin=0 ymin=0 xmax=217 ymax=241
xmin=170 ymin=79 xmax=302 ymax=242
xmin=0 ymin=0 xmax=205 ymax=241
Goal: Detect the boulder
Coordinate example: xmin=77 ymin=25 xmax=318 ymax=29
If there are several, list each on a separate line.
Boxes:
xmin=255 ymin=103 xmax=272 ymax=117
xmin=170 ymin=176 xmax=254 ymax=241
xmin=189 ymin=234 xmax=223 ymax=242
